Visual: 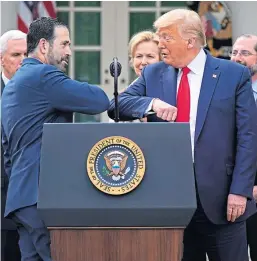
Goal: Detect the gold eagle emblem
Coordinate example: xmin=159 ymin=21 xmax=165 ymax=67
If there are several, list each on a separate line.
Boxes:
xmin=104 ymin=151 xmax=129 ymax=181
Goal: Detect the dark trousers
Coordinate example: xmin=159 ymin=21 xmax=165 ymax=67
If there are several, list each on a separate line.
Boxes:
xmin=11 ymin=205 xmax=52 ymax=261
xmin=247 ymin=208 xmax=257 ymax=261
xmin=1 ymin=177 xmax=21 ymax=261
xmin=182 ymin=198 xmax=248 ymax=261
xmin=1 ymin=230 xmax=21 ymax=261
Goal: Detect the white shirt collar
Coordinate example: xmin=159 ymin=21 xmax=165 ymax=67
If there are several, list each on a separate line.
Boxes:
xmin=179 ymin=48 xmax=207 ymax=75
xmin=1 ymin=72 xmax=10 ymax=85
xmin=253 ymin=79 xmax=257 ymax=93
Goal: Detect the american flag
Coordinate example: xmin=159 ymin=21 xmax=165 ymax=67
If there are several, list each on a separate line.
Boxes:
xmin=18 ymin=1 xmax=56 ymax=33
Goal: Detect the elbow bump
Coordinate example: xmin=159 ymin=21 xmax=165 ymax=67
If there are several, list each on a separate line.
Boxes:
xmin=97 ymin=95 xmax=110 ymax=113
xmin=107 ymin=107 xmax=114 ymax=119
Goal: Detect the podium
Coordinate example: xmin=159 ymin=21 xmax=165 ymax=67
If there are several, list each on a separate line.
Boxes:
xmin=38 ymin=123 xmax=196 ymax=261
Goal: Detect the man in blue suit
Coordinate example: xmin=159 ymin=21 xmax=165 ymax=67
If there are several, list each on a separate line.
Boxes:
xmin=1 ymin=17 xmax=109 ymax=261
xmin=231 ymin=34 xmax=257 ymax=261
xmin=108 ymin=9 xmax=257 ymax=261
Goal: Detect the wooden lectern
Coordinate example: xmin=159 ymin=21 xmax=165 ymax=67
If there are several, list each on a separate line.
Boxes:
xmin=38 ymin=123 xmax=196 ymax=261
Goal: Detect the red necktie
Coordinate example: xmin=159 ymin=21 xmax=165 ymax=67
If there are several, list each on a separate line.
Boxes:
xmin=176 ymin=67 xmax=190 ymax=122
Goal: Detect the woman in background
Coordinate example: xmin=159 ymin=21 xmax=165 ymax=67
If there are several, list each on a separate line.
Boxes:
xmin=110 ymin=30 xmax=161 ymax=122
xmin=128 ymin=30 xmax=161 ymax=80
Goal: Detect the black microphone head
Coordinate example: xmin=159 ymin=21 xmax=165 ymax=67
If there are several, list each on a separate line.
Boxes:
xmin=110 ymin=57 xmax=122 ymax=77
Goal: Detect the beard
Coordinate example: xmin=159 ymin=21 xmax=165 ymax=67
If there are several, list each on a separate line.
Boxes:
xmin=235 ymin=60 xmax=247 ymax=66
xmin=47 ymin=48 xmax=69 ymax=72
xmin=250 ymin=63 xmax=257 ymax=76
xmin=235 ymin=60 xmax=257 ymax=76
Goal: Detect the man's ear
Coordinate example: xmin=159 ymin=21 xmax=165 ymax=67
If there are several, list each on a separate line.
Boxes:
xmin=187 ymin=38 xmax=196 ymax=49
xmin=0 ymin=52 xmax=4 ymax=67
xmin=38 ymin=38 xmax=49 ymax=55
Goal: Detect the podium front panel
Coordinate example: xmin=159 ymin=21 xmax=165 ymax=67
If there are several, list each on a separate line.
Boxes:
xmin=38 ymin=123 xmax=196 ymax=227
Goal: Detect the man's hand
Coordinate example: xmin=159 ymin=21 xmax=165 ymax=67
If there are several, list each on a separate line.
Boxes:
xmin=152 ymin=99 xmax=177 ymax=122
xmin=253 ymin=186 xmax=257 ymax=202
xmin=227 ymin=194 xmax=247 ymax=222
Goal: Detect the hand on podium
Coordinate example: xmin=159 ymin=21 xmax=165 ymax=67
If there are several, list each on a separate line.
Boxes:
xmin=152 ymin=98 xmax=177 ymax=122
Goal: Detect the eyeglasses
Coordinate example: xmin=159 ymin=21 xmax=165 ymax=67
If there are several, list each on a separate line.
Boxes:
xmin=229 ymin=50 xmax=256 ymax=57
xmin=156 ymin=34 xmax=174 ymax=42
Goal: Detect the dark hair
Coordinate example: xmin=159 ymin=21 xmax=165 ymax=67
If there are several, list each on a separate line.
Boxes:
xmin=27 ymin=17 xmax=67 ymax=55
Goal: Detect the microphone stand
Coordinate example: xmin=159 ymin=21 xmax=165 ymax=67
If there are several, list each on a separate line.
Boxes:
xmin=110 ymin=57 xmax=122 ymax=122
xmin=114 ymin=58 xmax=119 ymax=122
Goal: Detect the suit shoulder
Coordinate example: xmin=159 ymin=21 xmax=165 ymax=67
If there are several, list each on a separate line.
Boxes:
xmin=146 ymin=61 xmax=167 ymax=71
xmin=143 ymin=61 xmax=168 ymax=74
xmin=210 ymin=57 xmax=251 ymax=86
xmin=18 ymin=63 xmax=61 ymax=80
xmin=39 ymin=64 xmax=68 ymax=85
xmin=217 ymin=57 xmax=247 ymax=74
xmin=40 ymin=64 xmax=64 ymax=75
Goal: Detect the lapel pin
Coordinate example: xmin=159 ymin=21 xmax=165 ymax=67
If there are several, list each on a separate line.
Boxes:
xmin=212 ymin=74 xmax=217 ymax=78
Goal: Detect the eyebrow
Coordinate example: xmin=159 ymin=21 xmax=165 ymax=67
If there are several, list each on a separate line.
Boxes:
xmin=232 ymin=49 xmax=252 ymax=52
xmin=135 ymin=52 xmax=157 ymax=55
xmin=62 ymin=40 xmax=71 ymax=45
xmin=156 ymin=31 xmax=171 ymax=35
xmin=11 ymin=51 xmax=26 ymax=54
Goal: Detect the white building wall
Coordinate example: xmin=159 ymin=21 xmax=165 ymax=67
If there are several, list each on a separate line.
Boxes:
xmin=1 ymin=1 xmax=257 ymax=42
xmin=227 ymin=1 xmax=257 ymax=39
xmin=0 ymin=1 xmax=18 ymax=34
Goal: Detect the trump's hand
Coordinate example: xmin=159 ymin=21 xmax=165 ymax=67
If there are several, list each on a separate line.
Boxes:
xmin=152 ymin=99 xmax=177 ymax=122
xmin=227 ymin=194 xmax=247 ymax=222
xmin=253 ymin=186 xmax=257 ymax=202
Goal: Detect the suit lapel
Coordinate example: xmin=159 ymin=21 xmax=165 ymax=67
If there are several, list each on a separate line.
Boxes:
xmin=194 ymin=54 xmax=220 ymax=144
xmin=161 ymin=65 xmax=178 ymax=106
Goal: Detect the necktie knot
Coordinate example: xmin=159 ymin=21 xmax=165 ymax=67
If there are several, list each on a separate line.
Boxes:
xmin=182 ymin=67 xmax=190 ymax=75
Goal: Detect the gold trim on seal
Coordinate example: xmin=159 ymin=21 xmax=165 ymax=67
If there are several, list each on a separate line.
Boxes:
xmin=86 ymin=136 xmax=145 ymax=195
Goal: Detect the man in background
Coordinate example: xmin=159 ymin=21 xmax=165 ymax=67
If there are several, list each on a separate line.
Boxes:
xmin=0 ymin=29 xmax=26 ymax=261
xmin=231 ymin=34 xmax=257 ymax=100
xmin=231 ymin=34 xmax=257 ymax=261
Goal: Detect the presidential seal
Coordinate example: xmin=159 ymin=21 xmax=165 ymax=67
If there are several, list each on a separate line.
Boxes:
xmin=86 ymin=136 xmax=145 ymax=195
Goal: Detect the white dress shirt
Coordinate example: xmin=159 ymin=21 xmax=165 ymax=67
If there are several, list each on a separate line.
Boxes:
xmin=177 ymin=49 xmax=207 ymax=156
xmin=2 ymin=72 xmax=10 ymax=85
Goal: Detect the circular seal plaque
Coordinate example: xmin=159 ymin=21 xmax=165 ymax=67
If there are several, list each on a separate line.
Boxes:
xmin=86 ymin=136 xmax=146 ymax=195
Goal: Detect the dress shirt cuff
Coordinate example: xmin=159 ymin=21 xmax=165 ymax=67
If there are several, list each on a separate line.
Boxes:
xmin=144 ymin=98 xmax=157 ymax=116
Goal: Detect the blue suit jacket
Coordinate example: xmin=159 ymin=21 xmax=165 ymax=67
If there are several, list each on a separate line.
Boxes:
xmin=108 ymin=52 xmax=257 ymax=224
xmin=1 ymin=58 xmax=109 ymax=217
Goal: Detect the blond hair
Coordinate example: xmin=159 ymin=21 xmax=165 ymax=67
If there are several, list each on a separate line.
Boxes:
xmin=128 ymin=30 xmax=161 ymax=63
xmin=154 ymin=9 xmax=206 ymax=47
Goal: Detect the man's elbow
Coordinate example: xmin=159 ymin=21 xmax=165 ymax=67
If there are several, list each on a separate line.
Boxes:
xmin=94 ymin=93 xmax=110 ymax=114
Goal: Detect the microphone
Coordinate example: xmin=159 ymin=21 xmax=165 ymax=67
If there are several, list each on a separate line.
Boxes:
xmin=110 ymin=58 xmax=122 ymax=77
xmin=109 ymin=58 xmax=122 ymax=122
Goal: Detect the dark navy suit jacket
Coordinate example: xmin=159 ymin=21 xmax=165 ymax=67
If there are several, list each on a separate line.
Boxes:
xmin=1 ymin=58 xmax=109 ymax=217
xmin=108 ymin=52 xmax=257 ymax=224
